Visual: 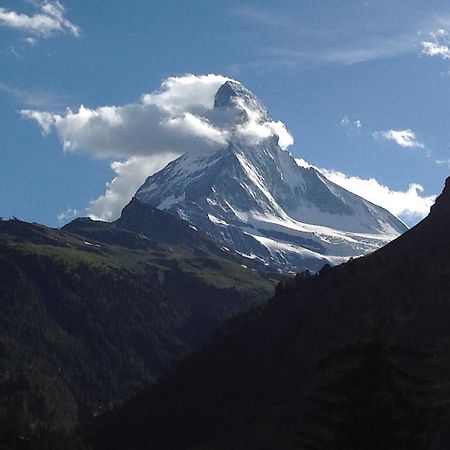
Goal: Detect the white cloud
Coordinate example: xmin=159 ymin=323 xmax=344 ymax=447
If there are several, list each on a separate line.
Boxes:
xmin=373 ymin=129 xmax=424 ymax=148
xmin=233 ymin=97 xmax=293 ymax=149
xmin=141 ymin=74 xmax=229 ymax=114
xmin=25 ymin=37 xmax=37 ymax=46
xmin=422 ymin=41 xmax=450 ymax=59
xmin=436 ymin=159 xmax=450 ymax=168
xmin=421 ymin=29 xmax=450 ymax=59
xmin=295 ymin=158 xmax=311 ymax=169
xmin=21 ymin=102 xmax=228 ymax=159
xmin=321 ymin=170 xmax=434 ymax=221
xmin=295 ymin=158 xmax=435 ymax=222
xmin=88 ymin=155 xmax=178 ymax=221
xmin=21 ymin=109 xmax=56 ymax=134
xmin=0 ymin=1 xmax=79 ymax=40
xmin=23 ymin=74 xmax=293 ymax=220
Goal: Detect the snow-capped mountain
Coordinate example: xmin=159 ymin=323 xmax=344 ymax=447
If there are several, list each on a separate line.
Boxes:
xmin=135 ymin=80 xmax=407 ymax=272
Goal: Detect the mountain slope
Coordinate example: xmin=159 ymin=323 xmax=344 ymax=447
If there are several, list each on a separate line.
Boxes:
xmin=0 ymin=200 xmax=273 ymax=437
xmin=88 ymin=177 xmax=450 ymax=450
xmin=136 ymin=80 xmax=407 ymax=272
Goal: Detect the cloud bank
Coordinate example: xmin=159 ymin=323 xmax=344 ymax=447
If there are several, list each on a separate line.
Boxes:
xmin=0 ymin=1 xmax=79 ymax=40
xmin=296 ymin=159 xmax=435 ymax=223
xmin=321 ymin=169 xmax=434 ymax=222
xmin=22 ymin=74 xmax=293 ymax=220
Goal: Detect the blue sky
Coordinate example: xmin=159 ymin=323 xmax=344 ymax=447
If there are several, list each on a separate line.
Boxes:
xmin=1 ymin=0 xmax=449 ymax=226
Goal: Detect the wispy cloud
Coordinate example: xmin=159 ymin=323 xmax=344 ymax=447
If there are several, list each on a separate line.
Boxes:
xmin=0 ymin=1 xmax=80 ymax=41
xmin=231 ymin=4 xmax=414 ymax=67
xmin=436 ymin=159 xmax=450 ymax=168
xmin=240 ymin=34 xmax=419 ymax=69
xmin=21 ymin=109 xmax=56 ymax=134
xmin=0 ymin=81 xmax=68 ymax=109
xmin=57 ymin=207 xmax=80 ymax=223
xmin=231 ymin=5 xmax=450 ymax=69
xmin=373 ymin=129 xmax=425 ymax=149
xmin=232 ymin=4 xmax=296 ymax=30
xmin=320 ymin=35 xmax=416 ymax=65
xmin=341 ymin=116 xmax=362 ymax=134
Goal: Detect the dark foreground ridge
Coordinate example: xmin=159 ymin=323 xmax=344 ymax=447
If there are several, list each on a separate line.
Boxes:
xmin=86 ymin=177 xmax=450 ymax=450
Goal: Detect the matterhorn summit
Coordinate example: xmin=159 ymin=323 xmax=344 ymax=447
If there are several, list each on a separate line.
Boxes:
xmin=135 ymin=80 xmax=407 ymax=272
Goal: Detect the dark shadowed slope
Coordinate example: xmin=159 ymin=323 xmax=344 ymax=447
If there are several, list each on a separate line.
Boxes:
xmin=88 ymin=177 xmax=450 ymax=450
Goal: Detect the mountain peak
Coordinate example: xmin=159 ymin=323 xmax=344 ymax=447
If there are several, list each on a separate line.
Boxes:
xmin=133 ymin=81 xmax=407 ymax=272
xmin=214 ymin=80 xmax=248 ymax=107
xmin=429 ymin=176 xmax=450 ymax=218
xmin=213 ymin=80 xmax=269 ymax=119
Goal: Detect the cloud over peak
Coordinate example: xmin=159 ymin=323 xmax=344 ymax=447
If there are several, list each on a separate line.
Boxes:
xmin=141 ymin=74 xmax=230 ymax=113
xmin=23 ymin=74 xmax=294 ymax=220
xmin=22 ymin=74 xmax=293 ymax=159
xmin=0 ymin=1 xmax=79 ymax=40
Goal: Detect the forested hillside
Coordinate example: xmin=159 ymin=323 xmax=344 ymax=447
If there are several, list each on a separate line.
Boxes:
xmin=0 ymin=202 xmax=273 ymax=448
